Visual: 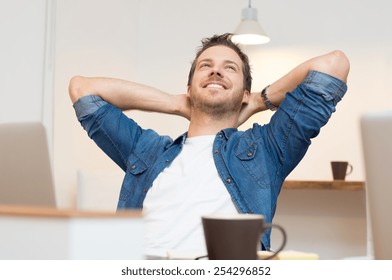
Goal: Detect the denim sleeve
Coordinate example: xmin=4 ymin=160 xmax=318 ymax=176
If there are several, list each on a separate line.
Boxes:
xmin=73 ymin=95 xmax=108 ymax=119
xmin=265 ymin=70 xmax=348 ymax=178
xmin=73 ymin=95 xmax=143 ymax=171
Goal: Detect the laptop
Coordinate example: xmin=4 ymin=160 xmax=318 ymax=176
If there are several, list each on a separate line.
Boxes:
xmin=360 ymin=110 xmax=392 ymax=259
xmin=0 ymin=122 xmax=57 ymax=207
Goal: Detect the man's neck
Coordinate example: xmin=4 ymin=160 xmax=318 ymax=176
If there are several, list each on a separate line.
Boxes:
xmin=187 ymin=112 xmax=238 ymax=137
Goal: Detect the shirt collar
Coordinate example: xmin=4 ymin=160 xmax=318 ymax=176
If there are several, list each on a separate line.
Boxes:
xmin=166 ymin=132 xmax=187 ymax=148
xmin=220 ymin=128 xmax=238 ymax=139
xmin=166 ymin=128 xmax=238 ymax=148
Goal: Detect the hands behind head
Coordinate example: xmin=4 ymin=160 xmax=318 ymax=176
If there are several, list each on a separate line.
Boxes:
xmin=237 ymin=92 xmax=262 ymax=128
xmin=175 ymin=94 xmax=191 ymax=120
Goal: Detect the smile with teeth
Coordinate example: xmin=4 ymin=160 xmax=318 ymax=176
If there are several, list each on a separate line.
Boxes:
xmin=206 ymin=83 xmax=224 ymax=89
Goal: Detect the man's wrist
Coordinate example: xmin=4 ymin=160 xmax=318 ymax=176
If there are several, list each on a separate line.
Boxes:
xmin=261 ymin=85 xmax=278 ymax=111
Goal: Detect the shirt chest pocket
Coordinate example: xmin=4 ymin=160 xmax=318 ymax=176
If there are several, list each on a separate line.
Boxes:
xmin=127 ymin=153 xmax=148 ymax=175
xmin=235 ymin=138 xmax=257 ymax=161
xmin=235 ymin=139 xmax=271 ymax=187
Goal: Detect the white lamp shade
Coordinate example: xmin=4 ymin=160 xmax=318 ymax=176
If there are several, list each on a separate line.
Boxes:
xmin=232 ymin=20 xmax=270 ymax=45
xmin=232 ymin=6 xmax=270 ymax=45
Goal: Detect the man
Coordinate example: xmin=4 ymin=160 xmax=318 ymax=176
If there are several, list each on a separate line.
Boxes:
xmin=69 ymin=33 xmax=349 ymax=258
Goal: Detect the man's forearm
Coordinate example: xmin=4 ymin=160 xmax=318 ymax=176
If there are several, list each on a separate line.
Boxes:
xmin=265 ymin=50 xmax=350 ymax=108
xmin=68 ymin=76 xmax=190 ymax=118
xmin=238 ymin=50 xmax=350 ymax=126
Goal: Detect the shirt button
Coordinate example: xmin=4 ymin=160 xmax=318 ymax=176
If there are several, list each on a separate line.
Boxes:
xmin=143 ymin=188 xmax=148 ymax=193
xmin=226 ymin=178 xmax=232 ymax=184
xmin=165 ymin=159 xmax=170 ymax=163
xmin=131 ymin=165 xmax=136 ymax=170
xmin=247 ymin=151 xmax=253 ymax=157
xmin=214 ymin=149 xmax=219 ymax=154
xmin=219 ymin=134 xmax=223 ymax=138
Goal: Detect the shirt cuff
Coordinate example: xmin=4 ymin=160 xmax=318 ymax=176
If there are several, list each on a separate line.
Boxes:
xmin=73 ymin=95 xmax=108 ymax=119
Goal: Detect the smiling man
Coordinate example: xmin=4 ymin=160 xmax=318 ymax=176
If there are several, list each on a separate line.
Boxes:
xmin=69 ymin=33 xmax=349 ymax=258
xmin=187 ymin=44 xmax=250 ymax=137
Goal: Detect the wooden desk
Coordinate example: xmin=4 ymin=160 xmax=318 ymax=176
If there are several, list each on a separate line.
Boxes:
xmin=283 ymin=180 xmax=365 ymax=191
xmin=0 ymin=205 xmax=142 ymax=218
xmin=0 ymin=205 xmax=143 ymax=259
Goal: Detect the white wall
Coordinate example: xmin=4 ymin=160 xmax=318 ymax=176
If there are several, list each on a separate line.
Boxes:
xmin=0 ymin=0 xmax=47 ymax=122
xmin=2 ymin=0 xmax=391 ymax=259
xmin=53 ymin=0 xmax=392 ymax=207
xmin=53 ymin=0 xmax=140 ymax=207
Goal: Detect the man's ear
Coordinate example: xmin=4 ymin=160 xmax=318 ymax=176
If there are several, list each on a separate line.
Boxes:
xmin=242 ymin=90 xmax=250 ymax=104
xmin=186 ymin=85 xmax=191 ymax=97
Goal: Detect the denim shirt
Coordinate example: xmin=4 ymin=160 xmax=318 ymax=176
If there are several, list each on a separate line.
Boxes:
xmin=73 ymin=70 xmax=347 ymax=250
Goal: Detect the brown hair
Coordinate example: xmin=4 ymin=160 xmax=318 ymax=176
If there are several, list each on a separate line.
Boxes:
xmin=187 ymin=33 xmax=252 ymax=92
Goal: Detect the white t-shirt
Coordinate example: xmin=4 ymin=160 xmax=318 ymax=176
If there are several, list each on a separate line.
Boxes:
xmin=143 ymin=135 xmax=238 ymax=258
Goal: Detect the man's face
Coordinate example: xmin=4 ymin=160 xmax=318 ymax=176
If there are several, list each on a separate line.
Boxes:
xmin=187 ymin=45 xmax=249 ymax=116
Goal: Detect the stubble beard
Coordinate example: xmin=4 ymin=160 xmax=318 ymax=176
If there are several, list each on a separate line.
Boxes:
xmin=189 ymin=88 xmax=243 ymax=119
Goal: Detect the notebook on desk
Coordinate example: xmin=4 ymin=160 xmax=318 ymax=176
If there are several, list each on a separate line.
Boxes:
xmin=361 ymin=110 xmax=392 ymax=260
xmin=0 ymin=122 xmax=57 ymax=207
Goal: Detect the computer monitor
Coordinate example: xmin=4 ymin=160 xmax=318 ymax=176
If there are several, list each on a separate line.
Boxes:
xmin=361 ymin=110 xmax=392 ymax=259
xmin=0 ymin=122 xmax=57 ymax=207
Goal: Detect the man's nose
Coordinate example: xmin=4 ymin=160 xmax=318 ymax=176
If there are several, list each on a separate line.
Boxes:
xmin=208 ymin=67 xmax=223 ymax=78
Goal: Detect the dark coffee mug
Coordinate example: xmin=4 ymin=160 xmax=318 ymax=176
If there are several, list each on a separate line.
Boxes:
xmin=331 ymin=161 xmax=353 ymax=180
xmin=201 ymin=214 xmax=286 ymax=260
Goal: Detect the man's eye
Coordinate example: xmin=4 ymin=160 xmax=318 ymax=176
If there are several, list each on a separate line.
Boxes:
xmin=226 ymin=65 xmax=236 ymax=71
xmin=200 ymin=63 xmax=211 ymax=68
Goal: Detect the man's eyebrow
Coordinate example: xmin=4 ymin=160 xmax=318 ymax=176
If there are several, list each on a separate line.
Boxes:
xmin=197 ymin=58 xmax=240 ymax=69
xmin=197 ymin=58 xmax=213 ymax=66
xmin=224 ymin=60 xmax=240 ymax=69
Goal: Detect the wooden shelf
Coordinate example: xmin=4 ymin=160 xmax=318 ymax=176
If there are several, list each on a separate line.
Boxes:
xmin=283 ymin=180 xmax=365 ymax=191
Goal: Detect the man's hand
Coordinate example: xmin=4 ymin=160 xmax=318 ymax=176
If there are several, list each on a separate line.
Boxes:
xmin=237 ymin=92 xmax=264 ymax=127
xmin=173 ymin=94 xmax=191 ymax=121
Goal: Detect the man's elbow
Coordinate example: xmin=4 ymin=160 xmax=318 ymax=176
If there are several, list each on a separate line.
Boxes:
xmin=311 ymin=50 xmax=350 ymax=83
xmin=68 ymin=75 xmax=86 ymax=104
xmin=326 ymin=50 xmax=350 ymax=83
